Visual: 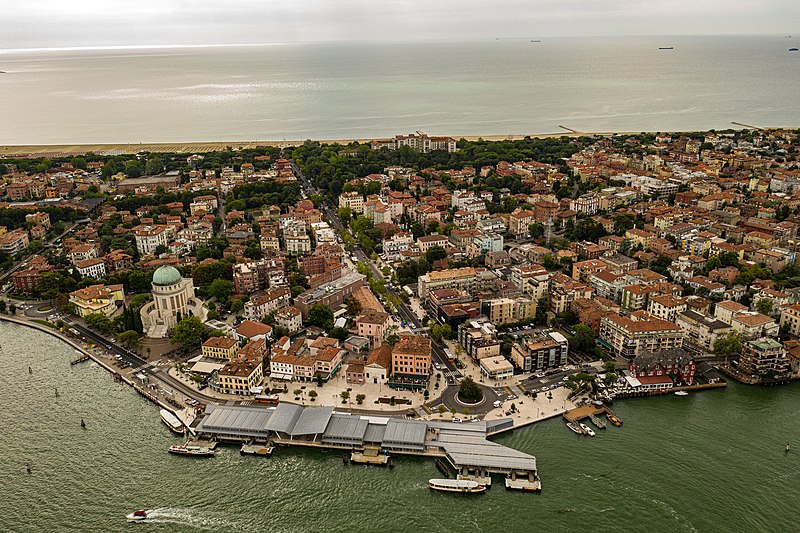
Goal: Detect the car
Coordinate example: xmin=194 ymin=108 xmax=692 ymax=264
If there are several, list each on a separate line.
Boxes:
xmin=507 ymin=395 xmax=517 ymax=400
xmin=541 ymin=386 xmax=550 ymax=391
xmin=433 ymin=362 xmax=441 ymax=369
xmin=493 ymin=400 xmax=502 ymax=408
xmin=198 ymin=384 xmax=207 ymax=391
xmin=535 ymin=373 xmax=545 ymax=378
xmin=451 ymin=417 xmax=463 ymax=423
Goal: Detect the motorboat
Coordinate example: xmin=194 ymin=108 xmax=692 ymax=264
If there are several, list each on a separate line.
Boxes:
xmin=126 ymin=509 xmax=150 ymax=522
xmin=674 ymin=391 xmax=689 ymax=396
xmin=579 ymin=423 xmax=596 ymax=437
xmin=566 ymin=422 xmax=584 ymax=435
xmin=429 ymin=478 xmax=486 ymax=493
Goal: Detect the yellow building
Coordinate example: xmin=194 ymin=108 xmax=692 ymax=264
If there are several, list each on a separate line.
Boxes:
xmin=216 ymin=359 xmax=264 ymax=395
xmin=69 ymin=284 xmax=125 ymax=318
xmin=201 ymin=336 xmax=239 ymax=360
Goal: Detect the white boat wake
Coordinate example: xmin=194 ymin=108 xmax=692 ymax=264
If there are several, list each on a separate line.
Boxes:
xmin=132 ymin=508 xmax=240 ymax=530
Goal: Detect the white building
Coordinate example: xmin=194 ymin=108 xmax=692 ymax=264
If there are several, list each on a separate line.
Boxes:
xmin=140 ymin=265 xmax=207 ymax=338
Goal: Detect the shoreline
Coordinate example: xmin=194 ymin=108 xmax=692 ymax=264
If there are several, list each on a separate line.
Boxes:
xmin=0 ymin=127 xmax=757 ymax=157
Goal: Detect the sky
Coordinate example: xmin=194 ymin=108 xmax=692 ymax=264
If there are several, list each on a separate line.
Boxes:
xmin=1 ymin=0 xmax=797 ymax=50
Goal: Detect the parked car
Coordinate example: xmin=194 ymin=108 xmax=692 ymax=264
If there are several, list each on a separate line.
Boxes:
xmin=452 ymin=417 xmax=463 ymax=423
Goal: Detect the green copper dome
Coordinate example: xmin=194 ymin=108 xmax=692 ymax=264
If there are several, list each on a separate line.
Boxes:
xmin=152 ymin=265 xmax=182 ymax=286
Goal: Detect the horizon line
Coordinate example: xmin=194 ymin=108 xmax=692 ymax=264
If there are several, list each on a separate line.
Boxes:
xmin=0 ymin=33 xmax=791 ymax=54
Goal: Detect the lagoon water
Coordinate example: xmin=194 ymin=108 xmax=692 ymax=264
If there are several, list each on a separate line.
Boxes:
xmin=1 ymin=35 xmax=799 ymax=145
xmin=2 ymin=321 xmax=800 ymax=532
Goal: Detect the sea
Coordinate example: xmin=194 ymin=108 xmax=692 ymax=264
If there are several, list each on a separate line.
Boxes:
xmin=0 ymin=35 xmax=799 ymax=145
xmin=2 ymin=321 xmax=800 ymax=532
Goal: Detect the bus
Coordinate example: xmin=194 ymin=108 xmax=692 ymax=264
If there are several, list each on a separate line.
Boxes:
xmin=403 ymin=285 xmax=414 ymax=297
xmin=443 ymin=348 xmax=454 ymax=362
xmin=254 ymin=394 xmax=281 ymax=405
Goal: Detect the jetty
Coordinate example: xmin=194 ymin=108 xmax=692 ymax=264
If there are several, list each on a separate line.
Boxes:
xmin=70 ymin=353 xmax=91 ymax=365
xmin=194 ymin=403 xmax=541 ymax=492
xmin=563 ymin=404 xmax=611 ymax=424
xmin=240 ymin=443 xmax=274 ymax=456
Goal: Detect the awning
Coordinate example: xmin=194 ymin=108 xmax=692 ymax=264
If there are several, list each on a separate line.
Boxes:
xmin=270 ymin=373 xmax=293 ymax=381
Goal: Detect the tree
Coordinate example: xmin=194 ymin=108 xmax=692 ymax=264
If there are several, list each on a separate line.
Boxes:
xmin=0 ymin=300 xmax=6 ymax=313
xmin=386 ymin=333 xmax=400 ymax=346
xmin=570 ymin=324 xmax=597 ymax=354
xmin=145 ymin=157 xmax=164 ymax=175
xmin=340 ymin=390 xmax=350 ymax=404
xmin=293 ymin=388 xmax=303 ymax=397
xmin=438 ymin=405 xmax=447 ymax=415
xmin=346 ymin=296 xmax=362 ymax=316
xmin=425 ymin=245 xmax=447 ymax=264
xmin=338 ymin=206 xmax=352 ymax=228
xmin=329 ymin=327 xmax=349 ymax=341
xmin=603 ymin=361 xmax=616 ymax=373
xmin=85 ymin=313 xmax=114 ymax=334
xmin=124 ymin=160 xmax=143 ymax=178
xmin=430 ymin=323 xmax=452 ymax=342
xmin=755 ymin=298 xmax=773 ymax=316
xmin=207 ymin=279 xmax=235 ymax=303
xmin=118 ymin=330 xmax=140 ymax=350
xmin=309 ymin=304 xmax=334 ymax=330
xmin=170 ymin=316 xmax=206 ymax=349
xmin=356 ymin=393 xmax=366 ymax=405
xmin=308 ymin=390 xmax=318 ymax=401
xmin=714 ymin=331 xmax=742 ymax=356
xmin=458 ymin=377 xmax=483 ymax=403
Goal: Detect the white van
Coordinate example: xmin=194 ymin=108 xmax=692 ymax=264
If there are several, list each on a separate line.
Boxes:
xmin=493 ymin=400 xmax=502 ymax=408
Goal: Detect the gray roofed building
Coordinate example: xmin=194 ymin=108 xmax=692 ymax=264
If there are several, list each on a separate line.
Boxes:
xmin=196 ymin=404 xmax=273 ymax=439
xmin=322 ymin=415 xmax=369 ymax=446
xmin=382 ymin=419 xmax=427 ymax=451
xmin=264 ymin=403 xmax=304 ymax=434
xmin=291 ymin=407 xmax=334 ymax=436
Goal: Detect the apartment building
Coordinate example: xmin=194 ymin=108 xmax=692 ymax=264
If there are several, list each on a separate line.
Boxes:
xmin=510 ymin=331 xmax=569 ymax=373
xmin=599 ymin=311 xmax=685 ymax=359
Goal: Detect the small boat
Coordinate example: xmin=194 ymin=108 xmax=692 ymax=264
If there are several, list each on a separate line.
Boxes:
xmin=126 ymin=509 xmax=150 ymax=522
xmin=606 ymin=413 xmax=623 ymax=426
xmin=566 ymin=422 xmax=584 ymax=435
xmin=160 ymin=409 xmax=184 ymax=434
xmin=168 ymin=444 xmax=215 ymax=457
xmin=674 ymin=391 xmax=689 ymax=396
xmin=80 ymin=418 xmax=86 ymax=429
xmin=579 ymin=423 xmax=596 ymax=437
xmin=790 ymin=48 xmax=799 ymax=52
xmin=658 ymin=46 xmax=674 ymax=50
xmin=429 ymin=478 xmax=486 ymax=494
xmin=589 ymin=414 xmax=606 ymax=429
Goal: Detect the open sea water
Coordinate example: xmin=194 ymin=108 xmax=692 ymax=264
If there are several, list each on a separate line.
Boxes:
xmin=2 ymin=321 xmax=800 ymax=532
xmin=0 ymin=35 xmax=799 ymax=145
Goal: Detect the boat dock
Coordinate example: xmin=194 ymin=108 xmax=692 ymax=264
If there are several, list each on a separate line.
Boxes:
xmin=563 ymin=404 xmax=610 ymax=423
xmin=70 ymin=353 xmax=91 ymax=365
xmin=194 ymin=403 xmax=541 ymax=492
xmin=240 ymin=443 xmax=274 ymax=456
xmin=350 ymin=446 xmax=391 ymax=466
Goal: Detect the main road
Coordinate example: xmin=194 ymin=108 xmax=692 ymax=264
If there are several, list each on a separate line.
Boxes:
xmin=291 ymin=160 xmax=461 ymax=380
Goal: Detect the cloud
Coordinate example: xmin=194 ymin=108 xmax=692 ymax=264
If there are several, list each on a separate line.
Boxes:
xmin=0 ymin=0 xmax=796 ymax=49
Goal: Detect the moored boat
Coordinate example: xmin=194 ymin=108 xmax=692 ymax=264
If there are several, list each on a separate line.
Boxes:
xmin=606 ymin=412 xmax=623 ymax=426
xmin=566 ymin=422 xmax=584 ymax=435
xmin=240 ymin=443 xmax=274 ymax=456
xmin=589 ymin=414 xmax=607 ymax=429
xmin=429 ymin=478 xmax=486 ymax=493
xmin=126 ymin=509 xmax=150 ymax=522
xmin=160 ymin=408 xmax=184 ymax=434
xmin=168 ymin=444 xmax=215 ymax=457
xmin=674 ymin=391 xmax=689 ymax=396
xmin=579 ymin=423 xmax=596 ymax=437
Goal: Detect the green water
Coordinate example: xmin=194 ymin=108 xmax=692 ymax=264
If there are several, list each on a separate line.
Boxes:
xmin=2 ymin=321 xmax=799 ymax=532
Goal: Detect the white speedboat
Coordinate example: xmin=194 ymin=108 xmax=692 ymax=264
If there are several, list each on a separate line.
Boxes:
xmin=674 ymin=391 xmax=689 ymax=396
xmin=566 ymin=422 xmax=584 ymax=435
xmin=168 ymin=444 xmax=215 ymax=457
xmin=126 ymin=509 xmax=150 ymax=522
xmin=579 ymin=423 xmax=596 ymax=437
xmin=429 ymin=478 xmax=486 ymax=493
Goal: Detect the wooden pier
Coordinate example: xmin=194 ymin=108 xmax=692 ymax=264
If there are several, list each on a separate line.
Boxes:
xmin=70 ymin=353 xmax=91 ymax=365
xmin=563 ymin=404 xmax=610 ymax=423
xmin=350 ymin=447 xmax=391 ymax=466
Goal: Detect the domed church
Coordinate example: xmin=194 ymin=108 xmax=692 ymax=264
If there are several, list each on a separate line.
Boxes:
xmin=140 ymin=265 xmax=207 ymax=338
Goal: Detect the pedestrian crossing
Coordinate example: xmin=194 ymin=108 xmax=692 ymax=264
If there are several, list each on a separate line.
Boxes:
xmin=240 ymin=400 xmax=253 ymax=406
xmin=443 ymin=370 xmax=462 ymax=379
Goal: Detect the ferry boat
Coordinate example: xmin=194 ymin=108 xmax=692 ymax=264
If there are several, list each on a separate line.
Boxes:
xmin=429 ymin=478 xmax=487 ymax=494
xmin=126 ymin=509 xmax=150 ymax=522
xmin=168 ymin=444 xmax=215 ymax=457
xmin=160 ymin=408 xmax=184 ymax=434
xmin=579 ymin=423 xmax=596 ymax=437
xmin=606 ymin=412 xmax=623 ymax=426
xmin=674 ymin=391 xmax=689 ymax=396
xmin=566 ymin=422 xmax=584 ymax=435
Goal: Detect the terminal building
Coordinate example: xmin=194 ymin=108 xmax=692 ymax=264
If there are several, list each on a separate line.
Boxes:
xmin=196 ymin=403 xmax=540 ymax=490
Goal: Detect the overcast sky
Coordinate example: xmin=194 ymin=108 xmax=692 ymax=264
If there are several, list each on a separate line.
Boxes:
xmin=1 ymin=0 xmax=797 ymax=50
